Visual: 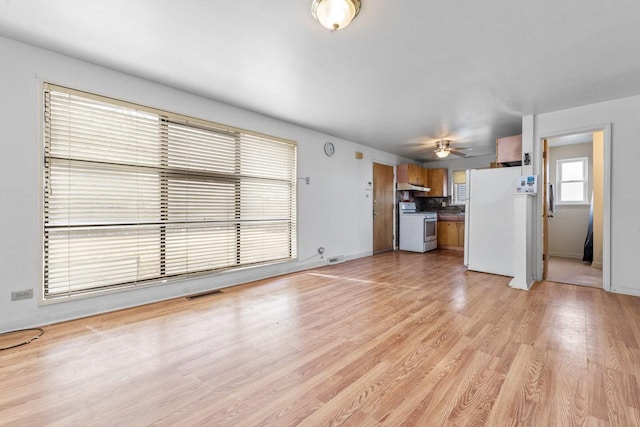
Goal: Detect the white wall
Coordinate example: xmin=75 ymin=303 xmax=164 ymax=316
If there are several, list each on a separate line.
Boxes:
xmin=0 ymin=36 xmax=412 ymax=333
xmin=548 ymin=142 xmax=592 ymax=258
xmin=524 ymin=93 xmax=640 ymax=296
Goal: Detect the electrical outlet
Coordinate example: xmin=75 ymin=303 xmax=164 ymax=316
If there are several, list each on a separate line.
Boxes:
xmin=11 ymin=289 xmax=33 ymax=301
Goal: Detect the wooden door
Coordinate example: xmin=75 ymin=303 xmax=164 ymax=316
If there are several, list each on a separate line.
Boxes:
xmin=373 ymin=163 xmax=394 ymax=253
xmin=542 ymin=139 xmax=549 ymax=279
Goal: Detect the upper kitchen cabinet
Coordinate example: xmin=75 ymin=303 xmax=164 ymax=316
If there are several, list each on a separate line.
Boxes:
xmin=427 ymin=168 xmax=448 ymax=197
xmin=397 ymin=163 xmax=427 ymax=187
xmin=496 ymin=134 xmax=522 ymax=166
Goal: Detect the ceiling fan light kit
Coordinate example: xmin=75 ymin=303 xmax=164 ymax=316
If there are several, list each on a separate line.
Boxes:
xmin=434 ymin=140 xmax=451 ymax=158
xmin=435 ymin=149 xmax=450 ymax=159
xmin=312 ymin=0 xmax=361 ymax=31
xmin=431 ymin=140 xmax=470 ymax=159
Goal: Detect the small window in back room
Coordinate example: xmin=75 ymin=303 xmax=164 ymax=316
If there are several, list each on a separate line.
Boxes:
xmin=557 ymin=157 xmax=588 ymax=204
xmin=452 ymin=170 xmax=467 ymax=205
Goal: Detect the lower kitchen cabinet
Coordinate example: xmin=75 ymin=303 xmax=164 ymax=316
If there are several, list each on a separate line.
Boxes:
xmin=437 ymin=221 xmax=464 ymax=250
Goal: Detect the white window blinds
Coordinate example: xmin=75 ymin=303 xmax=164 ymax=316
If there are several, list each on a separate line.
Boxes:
xmin=43 ymin=84 xmax=297 ymax=300
xmin=452 ymin=169 xmax=467 ymax=205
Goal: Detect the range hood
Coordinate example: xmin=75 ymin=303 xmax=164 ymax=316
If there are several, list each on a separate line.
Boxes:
xmin=397 ymin=183 xmax=431 ymax=192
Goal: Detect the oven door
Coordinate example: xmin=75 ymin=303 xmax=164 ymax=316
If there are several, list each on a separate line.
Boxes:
xmin=424 ymin=219 xmax=437 ymax=242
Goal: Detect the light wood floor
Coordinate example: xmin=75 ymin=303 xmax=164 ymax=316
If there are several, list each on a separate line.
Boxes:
xmin=2 ymin=250 xmax=640 ymax=426
xmin=547 ymin=255 xmax=603 ymax=288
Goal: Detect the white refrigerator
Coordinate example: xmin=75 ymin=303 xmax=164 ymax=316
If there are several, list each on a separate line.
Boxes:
xmin=464 ymin=167 xmax=522 ymax=276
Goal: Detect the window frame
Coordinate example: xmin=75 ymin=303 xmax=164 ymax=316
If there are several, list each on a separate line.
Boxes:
xmin=556 ymin=157 xmax=589 ymax=205
xmin=42 ymin=83 xmax=297 ymax=303
xmin=451 ymin=169 xmax=467 ymax=205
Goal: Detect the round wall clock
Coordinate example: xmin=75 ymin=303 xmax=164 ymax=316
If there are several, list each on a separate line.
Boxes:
xmin=324 ymin=142 xmax=335 ymax=157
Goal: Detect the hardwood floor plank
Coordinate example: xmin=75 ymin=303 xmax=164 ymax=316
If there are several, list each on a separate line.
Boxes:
xmin=2 ymin=250 xmax=640 ymax=425
xmin=445 ymin=350 xmax=505 ymax=425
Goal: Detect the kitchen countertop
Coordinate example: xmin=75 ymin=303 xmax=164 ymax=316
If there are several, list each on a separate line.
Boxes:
xmin=437 ymin=212 xmax=465 ymax=222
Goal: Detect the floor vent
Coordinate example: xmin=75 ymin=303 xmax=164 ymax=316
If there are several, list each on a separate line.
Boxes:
xmin=185 ymin=289 xmax=223 ymax=300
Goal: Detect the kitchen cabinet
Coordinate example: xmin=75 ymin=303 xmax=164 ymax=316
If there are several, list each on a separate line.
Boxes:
xmin=496 ymin=134 xmax=522 ymax=166
xmin=397 ymin=164 xmax=427 ymax=186
xmin=437 ymin=220 xmax=464 ymax=250
xmin=397 ymin=164 xmax=446 ymax=197
xmin=421 ymin=167 xmax=430 ymax=188
xmin=428 ymin=168 xmax=448 ymax=197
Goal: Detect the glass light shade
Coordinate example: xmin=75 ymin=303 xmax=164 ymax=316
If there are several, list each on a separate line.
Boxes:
xmin=435 ymin=149 xmax=450 ymax=158
xmin=312 ymin=0 xmax=360 ymax=30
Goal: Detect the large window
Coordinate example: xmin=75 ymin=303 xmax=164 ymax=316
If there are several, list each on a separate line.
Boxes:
xmin=556 ymin=157 xmax=588 ymax=204
xmin=43 ymin=84 xmax=297 ymax=301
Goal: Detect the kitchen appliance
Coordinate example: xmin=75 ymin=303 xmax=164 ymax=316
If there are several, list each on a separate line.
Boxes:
xmin=464 ymin=167 xmax=522 ymax=276
xmin=399 ymin=202 xmax=438 ymax=252
xmin=397 ymin=182 xmax=430 ymax=192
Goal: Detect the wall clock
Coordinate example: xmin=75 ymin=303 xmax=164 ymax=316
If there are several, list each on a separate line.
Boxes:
xmin=324 ymin=142 xmax=335 ymax=157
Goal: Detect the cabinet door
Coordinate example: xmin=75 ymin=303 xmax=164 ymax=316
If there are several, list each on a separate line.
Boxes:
xmin=437 ymin=222 xmax=458 ymax=247
xmin=422 ymin=167 xmax=430 ymax=188
xmin=496 ymin=134 xmax=522 ymax=164
xmin=407 ymin=164 xmax=424 ymax=186
xmin=397 ymin=164 xmax=409 ymax=183
xmin=457 ymin=222 xmax=465 ymax=247
xmin=428 ymin=168 xmax=448 ymax=197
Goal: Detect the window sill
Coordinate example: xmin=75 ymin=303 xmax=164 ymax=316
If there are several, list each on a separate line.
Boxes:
xmin=555 ymin=203 xmax=590 ymax=207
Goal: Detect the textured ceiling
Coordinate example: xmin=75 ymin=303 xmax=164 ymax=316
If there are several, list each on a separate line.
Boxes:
xmin=1 ymin=1 xmax=639 ymax=161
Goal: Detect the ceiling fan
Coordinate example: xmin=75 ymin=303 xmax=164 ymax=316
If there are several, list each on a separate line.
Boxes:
xmin=430 ymin=140 xmax=471 ymax=159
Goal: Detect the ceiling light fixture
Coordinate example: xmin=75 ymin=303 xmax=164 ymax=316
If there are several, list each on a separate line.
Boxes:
xmin=434 ymin=140 xmax=452 ymax=158
xmin=312 ymin=0 xmax=361 ymax=31
xmin=435 ymin=149 xmax=450 ymax=159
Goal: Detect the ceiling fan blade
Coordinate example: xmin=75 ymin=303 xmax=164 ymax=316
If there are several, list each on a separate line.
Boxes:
xmin=449 ymin=150 xmax=468 ymax=158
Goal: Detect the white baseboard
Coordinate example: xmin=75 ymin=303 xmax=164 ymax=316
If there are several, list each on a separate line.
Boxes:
xmin=549 ymin=252 xmax=583 ymax=259
xmin=611 ymin=286 xmax=640 ymax=297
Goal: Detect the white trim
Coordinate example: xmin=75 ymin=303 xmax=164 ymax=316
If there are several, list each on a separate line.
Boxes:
xmin=610 ymin=286 xmax=640 ymax=298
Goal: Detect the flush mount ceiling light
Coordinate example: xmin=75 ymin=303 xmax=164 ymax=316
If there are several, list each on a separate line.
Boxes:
xmin=312 ymin=0 xmax=361 ymax=31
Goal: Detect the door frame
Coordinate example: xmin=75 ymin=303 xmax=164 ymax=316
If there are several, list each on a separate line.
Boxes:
xmin=537 ymin=123 xmax=611 ymax=291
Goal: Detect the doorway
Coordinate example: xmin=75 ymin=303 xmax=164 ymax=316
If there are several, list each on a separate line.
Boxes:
xmin=372 ymin=162 xmax=394 ymax=253
xmin=542 ymin=131 xmax=604 ymax=288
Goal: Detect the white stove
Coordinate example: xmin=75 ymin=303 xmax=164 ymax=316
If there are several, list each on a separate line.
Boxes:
xmin=398 ymin=202 xmax=438 ymax=253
